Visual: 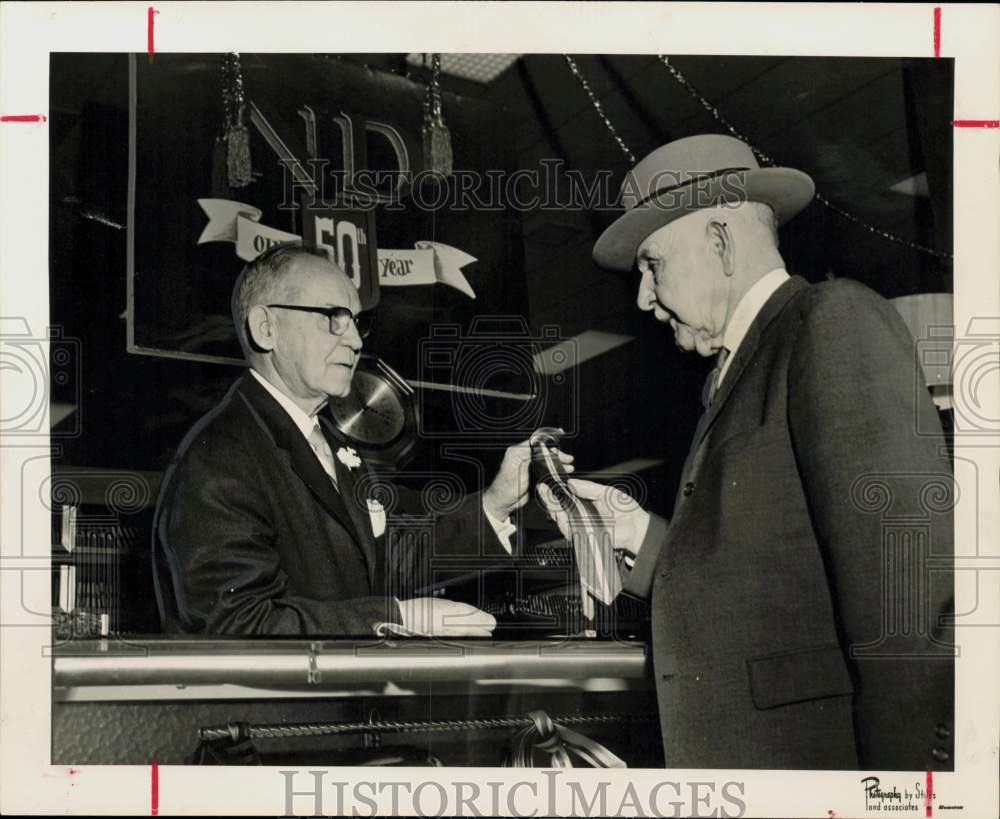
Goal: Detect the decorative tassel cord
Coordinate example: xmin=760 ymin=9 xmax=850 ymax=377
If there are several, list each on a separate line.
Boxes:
xmin=199 ymin=710 xmax=657 ymax=742
xmin=422 ymin=53 xmax=454 ymax=178
xmin=220 ymin=52 xmax=252 ymax=189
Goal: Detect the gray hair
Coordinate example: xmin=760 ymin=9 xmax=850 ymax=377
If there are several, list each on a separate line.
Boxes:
xmin=230 ymin=241 xmax=332 ymax=357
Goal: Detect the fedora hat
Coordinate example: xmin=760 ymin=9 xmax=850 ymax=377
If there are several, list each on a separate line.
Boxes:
xmin=593 ymin=134 xmax=815 ymax=272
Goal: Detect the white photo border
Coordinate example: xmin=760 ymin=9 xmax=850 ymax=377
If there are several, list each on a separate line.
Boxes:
xmin=1 ymin=2 xmax=997 ymax=816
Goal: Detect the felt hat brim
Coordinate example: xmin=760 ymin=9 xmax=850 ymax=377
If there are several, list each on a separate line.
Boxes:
xmin=593 ymin=167 xmax=815 ymax=273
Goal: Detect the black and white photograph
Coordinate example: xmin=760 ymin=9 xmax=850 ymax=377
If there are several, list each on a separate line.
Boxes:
xmin=1 ymin=3 xmax=997 ymax=817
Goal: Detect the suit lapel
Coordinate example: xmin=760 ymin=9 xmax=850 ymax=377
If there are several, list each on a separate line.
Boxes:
xmin=691 ymin=276 xmax=808 ymax=454
xmin=320 ymin=419 xmax=377 ymax=581
xmin=670 ymin=277 xmax=808 ymax=519
xmin=236 ymin=374 xmax=367 ymax=567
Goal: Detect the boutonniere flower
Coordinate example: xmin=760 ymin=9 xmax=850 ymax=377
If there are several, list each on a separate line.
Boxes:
xmin=336 ymin=446 xmax=361 ymax=470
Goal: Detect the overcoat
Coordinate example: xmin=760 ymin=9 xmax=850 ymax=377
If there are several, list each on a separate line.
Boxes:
xmin=625 ymin=276 xmax=955 ymax=770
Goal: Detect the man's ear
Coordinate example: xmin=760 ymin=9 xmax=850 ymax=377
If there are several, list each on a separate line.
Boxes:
xmin=706 ymin=218 xmax=734 ymax=276
xmin=246 ymin=305 xmax=276 ymax=352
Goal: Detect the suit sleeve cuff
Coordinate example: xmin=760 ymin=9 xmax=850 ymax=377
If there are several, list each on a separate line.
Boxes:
xmin=482 ymin=499 xmax=516 ymax=555
xmin=622 ymin=513 xmax=668 ymax=599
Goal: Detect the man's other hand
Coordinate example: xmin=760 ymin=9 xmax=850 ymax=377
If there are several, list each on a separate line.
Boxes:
xmin=537 ymin=478 xmax=651 ymax=556
xmin=483 ymin=438 xmax=574 ymax=520
xmin=396 ymin=598 xmax=497 ymax=637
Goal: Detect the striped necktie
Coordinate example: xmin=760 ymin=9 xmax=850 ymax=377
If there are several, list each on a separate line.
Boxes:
xmin=702 ymin=346 xmax=731 ymax=409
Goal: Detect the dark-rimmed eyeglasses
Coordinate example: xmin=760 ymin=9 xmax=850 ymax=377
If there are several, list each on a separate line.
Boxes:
xmin=266 ymin=304 xmax=374 ymax=339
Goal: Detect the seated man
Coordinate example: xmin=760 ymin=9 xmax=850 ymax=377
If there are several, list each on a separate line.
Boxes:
xmin=152 ymin=241 xmax=563 ymax=637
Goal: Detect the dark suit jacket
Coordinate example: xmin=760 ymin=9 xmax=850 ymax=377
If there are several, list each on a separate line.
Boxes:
xmin=152 ymin=373 xmax=509 ymax=636
xmin=625 ymin=276 xmax=954 ymax=770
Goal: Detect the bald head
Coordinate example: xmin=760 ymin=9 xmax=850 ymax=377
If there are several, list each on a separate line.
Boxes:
xmin=232 ymin=241 xmax=341 ymax=359
xmin=231 ymin=241 xmax=364 ymax=413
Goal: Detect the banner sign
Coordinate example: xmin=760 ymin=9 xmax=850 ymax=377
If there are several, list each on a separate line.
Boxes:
xmin=197 ymin=199 xmax=477 ymax=300
xmin=379 ymin=242 xmax=477 ymax=300
xmin=129 ymin=53 xmax=527 ymax=371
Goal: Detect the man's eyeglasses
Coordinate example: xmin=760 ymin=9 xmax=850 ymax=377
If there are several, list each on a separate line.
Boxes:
xmin=266 ymin=304 xmax=375 ymax=339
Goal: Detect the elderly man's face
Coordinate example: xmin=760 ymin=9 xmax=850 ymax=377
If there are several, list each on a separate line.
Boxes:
xmin=269 ymin=255 xmax=363 ymax=401
xmin=635 ymin=214 xmax=728 ymax=357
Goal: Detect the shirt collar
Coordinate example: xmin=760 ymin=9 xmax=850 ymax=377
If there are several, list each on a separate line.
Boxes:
xmin=249 ymin=368 xmax=323 ymax=441
xmin=721 ymin=268 xmax=790 ymax=356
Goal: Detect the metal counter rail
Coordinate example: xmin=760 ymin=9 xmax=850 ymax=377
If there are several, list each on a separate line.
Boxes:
xmin=52 ymin=638 xmax=651 ymax=688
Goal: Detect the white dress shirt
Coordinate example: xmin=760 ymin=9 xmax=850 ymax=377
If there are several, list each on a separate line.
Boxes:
xmin=718 ymin=268 xmax=790 ymax=385
xmin=250 ymin=368 xmax=337 ymax=483
xmin=249 ymin=369 xmax=516 ymax=553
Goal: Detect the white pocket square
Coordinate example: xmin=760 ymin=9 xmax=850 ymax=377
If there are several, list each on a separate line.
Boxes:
xmin=366 ymin=498 xmax=387 ymax=538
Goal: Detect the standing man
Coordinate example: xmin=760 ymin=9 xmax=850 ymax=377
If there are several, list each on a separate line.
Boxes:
xmin=153 ymin=241 xmax=562 ymax=638
xmin=541 ymin=135 xmax=954 ymax=770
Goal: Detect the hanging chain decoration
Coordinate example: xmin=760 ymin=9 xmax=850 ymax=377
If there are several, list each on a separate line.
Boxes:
xmin=656 ymin=56 xmax=953 ymax=262
xmin=809 ymin=190 xmax=954 ymax=260
xmin=422 ymin=53 xmax=454 ymax=178
xmin=220 ymin=52 xmax=253 ymax=189
xmin=563 ymin=55 xmax=636 ymax=165
xmin=656 ymin=56 xmax=776 ymax=167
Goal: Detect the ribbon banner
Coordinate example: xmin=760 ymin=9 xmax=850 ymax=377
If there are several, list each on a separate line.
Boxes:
xmin=197 ymin=199 xmax=477 ymax=299
xmin=379 ymin=242 xmax=477 ymax=300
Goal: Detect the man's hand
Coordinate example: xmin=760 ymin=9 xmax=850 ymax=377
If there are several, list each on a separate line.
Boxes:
xmin=537 ymin=478 xmax=651 ymax=557
xmin=482 ymin=439 xmax=574 ymax=521
xmin=395 ymin=598 xmax=497 ymax=637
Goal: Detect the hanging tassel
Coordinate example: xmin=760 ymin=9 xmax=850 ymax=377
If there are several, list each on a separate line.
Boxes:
xmin=421 ymin=54 xmax=453 ymax=178
xmin=422 ymin=109 xmax=453 ymax=179
xmin=226 ymin=104 xmax=253 ymax=188
xmin=218 ymin=53 xmax=253 ymax=189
